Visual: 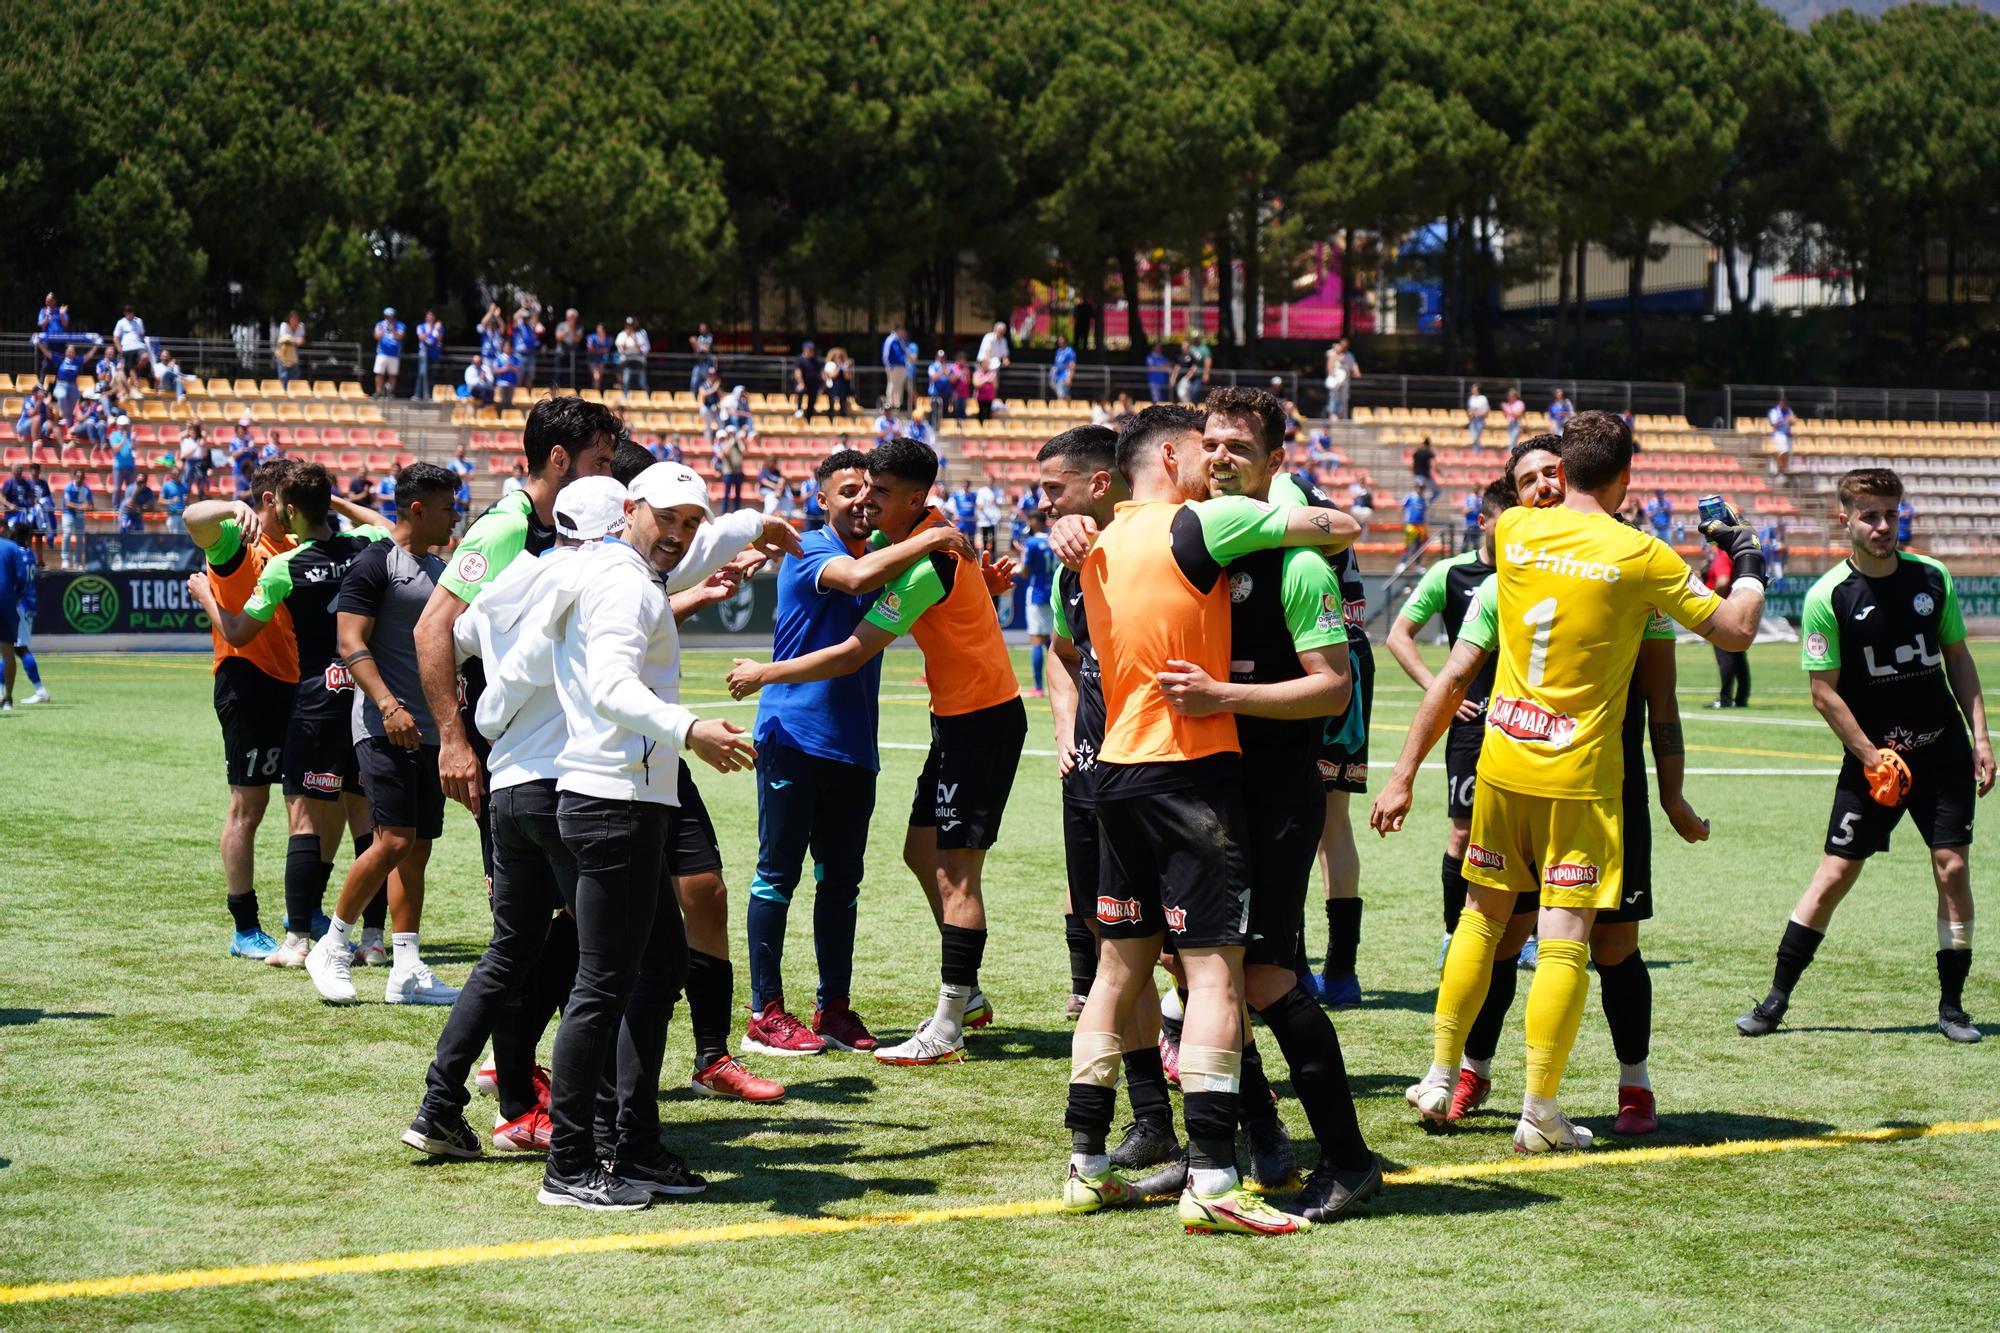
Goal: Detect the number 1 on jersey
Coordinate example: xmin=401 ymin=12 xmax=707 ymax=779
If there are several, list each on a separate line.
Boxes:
xmin=1523 ymin=596 xmax=1557 ymax=686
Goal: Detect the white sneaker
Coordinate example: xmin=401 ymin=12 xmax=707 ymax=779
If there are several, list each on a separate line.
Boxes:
xmin=305 ymin=936 xmax=357 ymax=1003
xmin=873 ymin=1028 xmax=966 ymax=1066
xmin=1410 ymin=1079 xmax=1451 ymax=1121
xmin=474 ymin=1060 xmax=499 ymax=1096
xmin=352 ymin=928 xmax=388 ymax=967
xmin=268 ymin=933 xmax=312 ymax=968
xmin=386 ymin=962 xmax=460 ymax=1006
xmin=25 ymin=688 xmax=48 ymax=705
xmin=1513 ymin=1108 xmax=1594 ymax=1154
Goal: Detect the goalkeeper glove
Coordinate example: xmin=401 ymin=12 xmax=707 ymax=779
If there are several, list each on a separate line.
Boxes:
xmin=1865 ymin=747 xmax=1912 ymax=808
xmin=1698 ymin=499 xmax=1766 ymax=584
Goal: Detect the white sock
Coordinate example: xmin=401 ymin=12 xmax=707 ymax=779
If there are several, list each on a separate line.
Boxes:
xmin=1524 ymin=1092 xmax=1560 ymax=1121
xmin=284 ymin=931 xmax=309 ymax=948
xmin=1423 ymin=1062 xmax=1455 ymax=1089
xmin=1190 ymin=1165 xmax=1237 ymax=1197
xmin=325 ymin=915 xmax=353 ymax=948
xmin=929 ymin=983 xmax=970 ymax=1044
xmin=1071 ymin=1152 xmax=1111 ymax=1176
xmin=1464 ymin=1057 xmax=1492 ymax=1079
xmin=1619 ymin=1061 xmax=1651 ymax=1091
xmin=392 ymin=932 xmax=420 ymax=971
xmin=1160 ymin=986 xmax=1185 ymax=1023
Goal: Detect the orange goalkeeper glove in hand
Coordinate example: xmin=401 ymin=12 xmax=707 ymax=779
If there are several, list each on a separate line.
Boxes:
xmin=1865 ymin=748 xmax=1912 ymax=807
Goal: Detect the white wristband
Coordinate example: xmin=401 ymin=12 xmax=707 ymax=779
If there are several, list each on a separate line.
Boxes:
xmin=1732 ymin=576 xmax=1765 ymax=596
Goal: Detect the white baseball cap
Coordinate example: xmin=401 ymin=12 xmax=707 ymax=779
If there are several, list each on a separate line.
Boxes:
xmin=553 ymin=476 xmax=630 ymax=540
xmin=628 ymin=462 xmax=712 ymax=519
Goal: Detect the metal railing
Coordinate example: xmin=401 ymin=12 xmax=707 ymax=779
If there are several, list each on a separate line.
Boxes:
xmin=1722 ymin=384 xmax=2000 ymax=427
xmin=1350 ymin=374 xmax=1688 ymax=419
xmin=5 ymin=330 xmax=364 ymax=383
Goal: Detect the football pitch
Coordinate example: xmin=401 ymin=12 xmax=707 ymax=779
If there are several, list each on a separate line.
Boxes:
xmin=4 ymin=642 xmax=1997 ymax=1328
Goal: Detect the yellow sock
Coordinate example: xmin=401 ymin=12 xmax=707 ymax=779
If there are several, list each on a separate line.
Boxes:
xmin=1523 ymin=938 xmax=1591 ymax=1100
xmin=1432 ymin=908 xmax=1507 ymax=1069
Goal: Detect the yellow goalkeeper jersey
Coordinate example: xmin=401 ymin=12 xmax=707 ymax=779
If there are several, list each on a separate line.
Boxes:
xmin=1477 ymin=505 xmax=1721 ymax=800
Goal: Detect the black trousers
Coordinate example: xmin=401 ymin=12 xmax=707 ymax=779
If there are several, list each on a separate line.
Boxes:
xmin=548 ymin=793 xmax=684 ymax=1174
xmin=794 ymin=386 xmax=819 ymax=422
xmin=419 ymin=780 xmax=576 ymax=1122
xmin=1714 ymin=645 xmax=1750 ymax=706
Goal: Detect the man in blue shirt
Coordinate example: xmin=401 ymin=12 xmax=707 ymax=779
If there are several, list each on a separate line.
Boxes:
xmin=7 ymin=519 xmax=46 ymax=705
xmin=1401 ymin=487 xmax=1429 ymax=560
xmin=52 ymin=345 xmax=82 ymax=425
xmin=492 ymin=348 xmax=521 ymax=407
xmin=1547 ymin=387 xmax=1572 ymax=434
xmin=1019 ymin=511 xmax=1055 ymax=695
xmin=512 ymin=308 xmax=542 ymax=387
xmin=1897 ymin=498 xmax=1916 ymax=546
xmin=882 ymin=322 xmax=911 ymax=412
xmin=373 ymin=308 xmax=405 ymax=398
xmin=60 ymin=471 xmax=91 ymax=569
xmin=1145 ymin=347 xmax=1169 ymax=403
xmin=111 ymin=417 xmax=137 ymax=504
xmin=414 ymin=311 xmax=445 ymax=400
xmin=1646 ymin=487 xmax=1674 ymax=544
xmin=374 ymin=472 xmax=397 ymax=521
xmin=160 ymin=472 xmax=188 ymax=532
xmin=927 ymin=351 xmax=950 ymax=419
xmin=0 ymin=524 xmax=27 ymax=710
xmin=1048 ymin=336 xmax=1076 ymax=402
xmin=950 ymin=478 xmax=978 ymax=539
xmin=742 ymin=449 xmax=974 ymax=1054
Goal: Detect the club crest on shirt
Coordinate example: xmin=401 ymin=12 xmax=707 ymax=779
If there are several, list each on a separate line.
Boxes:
xmin=1317 ymin=593 xmax=1341 ymax=633
xmin=876 ymin=590 xmax=902 ymax=623
xmin=1486 ymin=694 xmax=1577 ymax=747
xmin=1913 ymin=591 xmax=1935 ymax=617
xmin=1229 ymin=572 xmax=1253 ymax=603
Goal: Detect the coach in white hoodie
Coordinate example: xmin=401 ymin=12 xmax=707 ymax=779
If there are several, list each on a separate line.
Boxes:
xmin=541 ymin=463 xmax=800 ymax=1212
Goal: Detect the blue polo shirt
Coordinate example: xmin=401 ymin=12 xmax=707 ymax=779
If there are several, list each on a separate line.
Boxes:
xmin=1022 ymin=533 xmax=1054 ymax=605
xmin=754 ymin=525 xmax=884 ymax=770
xmin=882 ymin=333 xmax=909 ymax=368
xmin=375 ymin=320 xmax=404 ymax=356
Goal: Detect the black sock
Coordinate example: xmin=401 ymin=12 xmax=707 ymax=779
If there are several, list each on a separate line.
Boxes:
xmin=1257 ymin=983 xmax=1371 ymax=1172
xmin=1324 ymin=898 xmax=1363 ymax=978
xmin=227 ymin=890 xmax=260 ymax=935
xmin=1238 ymin=1041 xmax=1278 ymax=1131
xmin=1066 ymin=1083 xmax=1115 ymax=1155
xmin=1464 ymin=950 xmax=1520 ymax=1063
xmin=1594 ymin=951 xmax=1652 ymax=1068
xmin=284 ymin=834 xmax=332 ymax=934
xmin=685 ymin=950 xmax=733 ymax=1068
xmin=1938 ymin=948 xmax=1972 ymax=1012
xmin=1183 ymin=1090 xmax=1239 ymax=1175
xmin=940 ymin=923 xmax=987 ymax=989
xmin=1771 ymin=919 xmax=1825 ymax=1002
xmin=1064 ymin=912 xmax=1096 ymax=997
xmin=1442 ymin=855 xmax=1467 ymax=936
xmin=1123 ymin=1046 xmax=1172 ymax=1129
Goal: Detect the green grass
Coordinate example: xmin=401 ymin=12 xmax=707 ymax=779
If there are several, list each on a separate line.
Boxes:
xmin=3 ymin=641 xmax=1998 ymax=1329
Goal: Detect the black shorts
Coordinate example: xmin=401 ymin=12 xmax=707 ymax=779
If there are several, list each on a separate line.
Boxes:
xmin=282 ymin=695 xmax=362 ymax=801
xmin=908 ymin=697 xmax=1028 ymax=851
xmin=1825 ymin=744 xmax=1976 ymax=859
xmin=670 ymin=760 xmax=724 ymax=877
xmin=1094 ymin=783 xmax=1251 ymax=949
xmin=215 ymin=658 xmax=292 ymax=787
xmin=1317 ymin=642 xmax=1373 ymax=792
xmin=1063 ymin=799 xmax=1100 ymax=908
xmin=357 ymin=738 xmax=446 ymax=840
xmin=1242 ymin=749 xmax=1327 ymax=967
xmin=1599 ymin=773 xmax=1654 ymax=924
xmin=1444 ymin=717 xmax=1483 ymax=820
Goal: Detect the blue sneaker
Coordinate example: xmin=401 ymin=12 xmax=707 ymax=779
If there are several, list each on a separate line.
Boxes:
xmin=1517 ymin=936 xmax=1539 ymax=971
xmin=1435 ymin=932 xmax=1452 ymax=970
xmin=1318 ymin=972 xmax=1362 ymax=1007
xmin=283 ymin=912 xmax=334 ymax=939
xmin=1296 ymin=969 xmax=1323 ymax=1002
xmin=230 ymin=928 xmax=278 ymax=960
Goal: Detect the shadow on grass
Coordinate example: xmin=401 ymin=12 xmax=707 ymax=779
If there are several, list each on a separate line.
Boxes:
xmin=1780 ymin=1023 xmax=1939 ymax=1037
xmin=1364 ymin=1176 xmax=1553 ymax=1219
xmin=656 ymin=1113 xmax=958 ymax=1215
xmin=1343 ymin=988 xmax=1440 ymax=1016
xmin=399 ymin=942 xmax=490 ymax=966
xmin=0 ymin=1009 xmax=110 ymax=1027
xmin=1435 ymin=1107 xmax=1840 ymax=1146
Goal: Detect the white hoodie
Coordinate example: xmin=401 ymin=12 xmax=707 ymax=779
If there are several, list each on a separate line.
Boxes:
xmin=453 ymin=543 xmax=586 ymax=792
xmin=551 ymin=509 xmax=764 ymax=806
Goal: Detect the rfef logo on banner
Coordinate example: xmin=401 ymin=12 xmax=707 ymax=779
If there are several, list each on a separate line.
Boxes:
xmin=63 ymin=575 xmax=119 ymax=633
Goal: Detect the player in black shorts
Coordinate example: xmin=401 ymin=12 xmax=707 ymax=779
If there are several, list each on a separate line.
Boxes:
xmin=1309 ymin=524 xmax=1374 ymax=1005
xmin=1739 ymin=467 xmax=1994 ymax=1045
xmin=1152 ymin=388 xmax=1381 ymax=1220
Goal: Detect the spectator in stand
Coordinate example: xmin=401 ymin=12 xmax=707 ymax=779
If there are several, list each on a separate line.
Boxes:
xmin=1896 ymin=496 xmax=1915 ymax=547
xmin=1465 ymin=382 xmax=1489 ymax=449
xmin=229 ymin=419 xmax=258 ymax=496
xmin=927 ymin=349 xmax=950 ymax=419
xmin=348 ymin=467 xmax=375 ymax=510
xmin=119 ymin=474 xmax=155 ymax=533
xmin=1460 ymin=488 xmax=1481 ymax=553
xmin=501 ymin=459 xmax=527 ymax=495
xmin=1410 ymin=434 xmax=1438 ymax=501
xmin=799 ymin=467 xmax=824 ymax=530
xmin=511 ymin=305 xmax=543 ymax=387
xmin=1172 ymin=334 xmax=1210 ymax=404
xmin=882 ymin=321 xmax=912 ymax=410
xmin=1111 ymin=391 xmax=1136 ymax=425
xmin=688 ymin=321 xmax=715 ymax=397
xmin=1145 ymin=344 xmax=1170 ymax=403
xmin=462 ymin=353 xmax=495 ymax=412
xmin=1760 ymin=519 xmax=1787 ymax=583
xmin=1400 ymin=486 xmax=1429 ymax=561
xmin=792 ymin=340 xmax=822 ymax=422
xmin=447 ymin=443 xmax=475 ymax=513
xmin=114 ymin=304 xmax=149 ymax=383
xmin=976 ymin=320 xmax=1011 ymax=376
xmin=260 ymin=430 xmax=287 ymax=464
xmin=698 ymin=366 xmax=724 ymax=440
xmin=23 ymin=465 xmax=54 ymax=543
xmin=93 ymin=342 xmax=125 ymax=409
xmin=586 ymin=322 xmax=611 ymax=391
xmin=478 ymin=302 xmax=506 ymax=361
xmin=757 ymin=458 xmax=786 ymax=512
xmin=68 ymin=397 xmax=107 ymax=455
xmin=823 ymin=347 xmax=854 ymax=419
xmin=972 ymin=358 xmax=998 ymax=422
xmin=659 ymin=434 xmax=686 ymax=464
xmin=154 ymin=348 xmax=188 ymax=406
xmin=1048 ymin=334 xmax=1075 ymax=401
xmin=374 ymin=470 xmax=397 ymax=520
xmin=1619 ymin=407 xmax=1638 ymax=449
xmin=414 ymin=310 xmax=445 ymax=400
xmin=947 ymin=351 xmax=971 ymax=420
xmin=492 ymin=344 xmax=521 ymax=407
xmin=372 ymin=308 xmax=405 ymax=397
xmin=3 ymin=466 xmax=34 ymax=529
xmin=873 ymin=405 xmax=899 ymax=446
xmin=950 ymin=477 xmax=978 ymax=543
xmin=1645 ymin=488 xmax=1675 ymax=544
xmin=715 ymin=424 xmax=748 ymax=512
xmin=553 ymin=308 xmax=584 ymax=389
xmin=616 ymin=316 xmax=649 ymax=398
xmin=32 ymin=292 xmax=65 ymax=382
xmin=1306 ymin=427 xmax=1340 ymax=470
xmin=274 ymin=310 xmax=307 ymax=387
xmin=722 ymin=383 xmax=755 ymax=442
xmin=905 ymin=410 xmax=934 ymax=452
xmin=15 ymin=388 xmax=53 ymax=454
xmin=1501 ymin=386 xmax=1526 ymax=449
xmin=1767 ymin=395 xmax=1796 ymax=478
xmin=976 ymin=472 xmax=1004 ymax=557
xmin=51 ymin=345 xmax=82 ymax=426
xmin=110 ymin=416 xmax=136 ymax=503
xmin=1547 ymin=386 xmax=1572 ymax=434
xmin=179 ymin=423 xmax=210 ymax=499
xmin=160 ymin=470 xmax=188 ymax=532
xmin=60 ymin=471 xmax=91 ymax=568
xmin=1324 ymin=338 xmax=1357 ymax=419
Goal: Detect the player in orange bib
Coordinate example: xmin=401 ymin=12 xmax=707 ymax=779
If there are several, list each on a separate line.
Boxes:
xmin=728 ymin=437 xmax=1023 ymax=1065
xmin=1370 ymin=412 xmax=1766 ymax=1152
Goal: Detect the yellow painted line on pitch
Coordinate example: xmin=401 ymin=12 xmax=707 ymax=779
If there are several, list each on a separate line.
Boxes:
xmin=4 ymin=1119 xmax=1996 ymax=1307
xmin=1685 ymin=741 xmax=1838 ymax=761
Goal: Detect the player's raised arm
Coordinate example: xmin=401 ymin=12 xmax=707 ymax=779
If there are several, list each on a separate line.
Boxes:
xmin=815 ymin=521 xmax=971 ymax=595
xmin=1195 ymin=495 xmax=1360 ymax=560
